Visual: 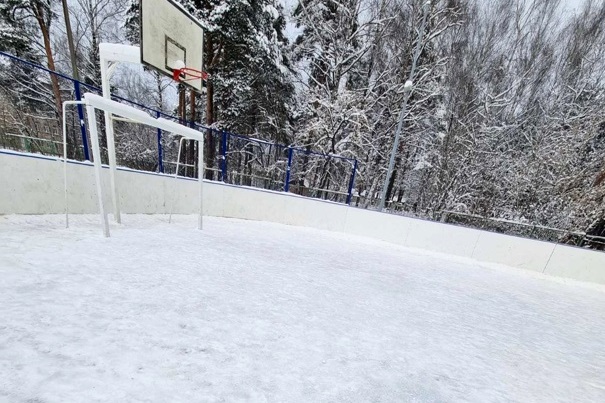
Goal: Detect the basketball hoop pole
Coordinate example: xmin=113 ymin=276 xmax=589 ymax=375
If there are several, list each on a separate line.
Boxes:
xmin=189 ymin=90 xmax=197 ymax=177
xmin=177 ymin=83 xmax=186 ymax=175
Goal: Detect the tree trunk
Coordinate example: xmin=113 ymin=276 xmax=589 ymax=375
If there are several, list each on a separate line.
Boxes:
xmin=32 ymin=2 xmax=63 ymax=142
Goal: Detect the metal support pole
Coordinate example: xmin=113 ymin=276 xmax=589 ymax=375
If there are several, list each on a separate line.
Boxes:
xmin=379 ymin=86 xmax=412 ymax=210
xmin=62 ymin=100 xmax=86 ymax=229
xmin=379 ymin=1 xmax=430 ymax=211
xmin=284 ymin=147 xmax=294 ymax=192
xmin=100 ymin=55 xmax=121 ymax=223
xmin=85 ymin=103 xmax=110 ymax=237
xmin=169 ymin=137 xmax=187 ymax=224
xmin=73 ymin=82 xmax=90 ymax=160
xmin=346 ymin=159 xmax=358 ymax=205
xmin=221 ymin=130 xmax=228 ymax=182
xmin=61 ymin=0 xmax=89 ymax=161
xmin=156 ymin=111 xmax=163 ymax=173
xmin=187 ymin=119 xmax=195 ymax=178
xmin=198 ymin=138 xmax=204 ymax=230
xmin=62 ymin=103 xmax=70 ymax=228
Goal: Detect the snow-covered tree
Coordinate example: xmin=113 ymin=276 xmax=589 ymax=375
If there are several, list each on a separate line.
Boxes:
xmin=198 ymin=0 xmax=294 ymax=180
xmin=0 ymin=0 xmax=37 ymax=58
xmin=291 ymin=0 xmax=380 ymax=199
xmin=0 ymin=0 xmax=74 ymax=154
xmin=66 ymin=0 xmax=128 ymax=87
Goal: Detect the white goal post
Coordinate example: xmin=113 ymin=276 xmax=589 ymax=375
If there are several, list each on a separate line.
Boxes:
xmin=61 ymin=0 xmax=206 ymax=237
xmin=98 ymin=42 xmax=204 ymax=225
xmin=65 ymin=93 xmax=204 ymax=237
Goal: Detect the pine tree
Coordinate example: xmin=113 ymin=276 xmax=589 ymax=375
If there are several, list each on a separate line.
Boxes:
xmin=0 ymin=0 xmax=38 ymax=58
xmin=198 ymin=0 xmax=293 ymax=139
xmin=124 ymin=0 xmax=140 ymax=45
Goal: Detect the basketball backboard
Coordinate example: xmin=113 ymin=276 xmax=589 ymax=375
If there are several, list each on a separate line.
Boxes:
xmin=140 ymin=0 xmax=204 ymax=91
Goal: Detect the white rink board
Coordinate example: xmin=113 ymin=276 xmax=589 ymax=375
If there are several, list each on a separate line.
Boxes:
xmin=221 ymin=185 xmax=287 ymax=224
xmin=282 ymin=195 xmax=347 ymax=232
xmin=1 ymin=150 xmax=604 ymax=284
xmin=545 ymin=244 xmax=605 ymax=284
xmin=344 ymin=208 xmax=413 ymax=244
xmin=472 ymin=232 xmax=556 ymax=273
xmin=405 ymin=218 xmax=481 ymax=258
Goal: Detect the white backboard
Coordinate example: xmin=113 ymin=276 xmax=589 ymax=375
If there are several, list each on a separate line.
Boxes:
xmin=140 ymin=0 xmax=204 ymax=91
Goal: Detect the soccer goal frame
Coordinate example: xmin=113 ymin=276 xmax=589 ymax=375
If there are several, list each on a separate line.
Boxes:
xmin=64 ymin=92 xmax=204 ymax=237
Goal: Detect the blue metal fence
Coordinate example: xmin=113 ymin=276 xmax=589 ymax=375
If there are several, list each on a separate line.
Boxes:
xmin=0 ymin=50 xmax=358 ymax=204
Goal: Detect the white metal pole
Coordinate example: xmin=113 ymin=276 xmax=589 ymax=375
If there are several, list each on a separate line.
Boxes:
xmin=379 ymin=83 xmax=413 ymax=211
xmin=62 ymin=103 xmax=69 ymax=229
xmin=85 ymin=103 xmax=110 ymax=237
xmin=198 ymin=138 xmax=204 ymax=230
xmin=62 ymin=100 xmax=86 ymax=229
xmin=169 ymin=137 xmax=187 ymax=224
xmin=100 ymin=55 xmax=121 ymax=223
xmin=379 ymin=1 xmax=431 ymax=211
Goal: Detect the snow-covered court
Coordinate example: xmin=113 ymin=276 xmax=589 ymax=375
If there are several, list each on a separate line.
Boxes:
xmin=1 ymin=215 xmax=604 ymax=402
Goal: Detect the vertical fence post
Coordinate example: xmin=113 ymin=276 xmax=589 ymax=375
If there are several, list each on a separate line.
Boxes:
xmin=220 ymin=130 xmax=228 ymax=182
xmin=73 ymin=81 xmax=90 ymax=160
xmin=284 ymin=147 xmax=294 ymax=192
xmin=156 ymin=111 xmax=164 ymax=173
xmin=346 ymin=159 xmax=358 ymax=205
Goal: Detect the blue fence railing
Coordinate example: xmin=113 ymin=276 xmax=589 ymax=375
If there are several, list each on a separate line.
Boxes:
xmin=0 ymin=50 xmax=358 ymax=204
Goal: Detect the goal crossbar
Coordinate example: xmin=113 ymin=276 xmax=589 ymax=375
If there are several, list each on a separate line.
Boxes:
xmin=71 ymin=93 xmax=204 ymax=237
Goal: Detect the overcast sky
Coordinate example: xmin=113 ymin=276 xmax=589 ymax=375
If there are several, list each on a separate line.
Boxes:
xmin=281 ymin=0 xmax=592 ymax=41
xmin=563 ymin=0 xmax=588 ymax=12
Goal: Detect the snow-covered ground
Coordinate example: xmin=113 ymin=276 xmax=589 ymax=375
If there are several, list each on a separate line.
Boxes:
xmin=1 ymin=215 xmax=604 ymax=402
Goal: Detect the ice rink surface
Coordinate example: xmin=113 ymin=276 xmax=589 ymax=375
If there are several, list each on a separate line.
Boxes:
xmin=1 ymin=215 xmax=604 ymax=402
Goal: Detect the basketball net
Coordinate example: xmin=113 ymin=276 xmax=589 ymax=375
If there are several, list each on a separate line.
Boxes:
xmin=172 ymin=67 xmax=209 ymax=85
